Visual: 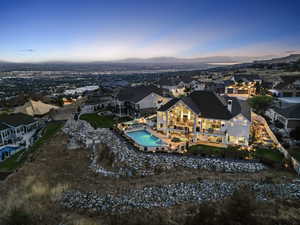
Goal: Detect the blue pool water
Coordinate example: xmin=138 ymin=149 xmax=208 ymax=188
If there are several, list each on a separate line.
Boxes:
xmin=0 ymin=146 xmax=20 ymax=161
xmin=127 ymin=130 xmax=165 ymax=147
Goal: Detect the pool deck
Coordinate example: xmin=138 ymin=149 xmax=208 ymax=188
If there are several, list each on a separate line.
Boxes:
xmin=122 ymin=123 xmax=227 ymax=153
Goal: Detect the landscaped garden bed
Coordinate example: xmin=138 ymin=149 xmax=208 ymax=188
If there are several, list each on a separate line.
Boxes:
xmin=187 ymin=144 xmax=286 ymax=169
xmin=187 ymin=144 xmax=247 ymax=159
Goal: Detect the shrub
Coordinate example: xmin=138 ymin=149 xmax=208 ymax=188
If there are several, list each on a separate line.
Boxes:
xmin=1 ymin=207 xmax=33 ymax=225
xmin=220 ymin=188 xmax=259 ymax=225
xmin=185 ymin=203 xmax=218 ymax=225
xmin=95 ymin=143 xmax=114 ymax=169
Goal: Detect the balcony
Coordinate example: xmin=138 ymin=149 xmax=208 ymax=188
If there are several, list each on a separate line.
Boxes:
xmin=198 ymin=128 xmax=226 ymax=136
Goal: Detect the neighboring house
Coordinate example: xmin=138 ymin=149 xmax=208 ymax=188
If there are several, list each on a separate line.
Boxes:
xmin=274 ymin=97 xmax=300 ymax=108
xmin=62 ymin=97 xmax=76 ymax=106
xmin=204 ymin=82 xmax=226 ymax=94
xmin=82 ymin=94 xmax=114 ymax=113
xmin=266 ymin=104 xmax=300 ymax=131
xmin=225 ymin=74 xmax=262 ymax=98
xmin=190 ymin=80 xmax=206 ymax=91
xmin=268 ymin=75 xmax=300 ymax=97
xmin=157 ymin=91 xmax=251 ymax=146
xmin=14 ymin=100 xmax=59 ymax=116
xmin=0 ymin=113 xmax=39 ymax=146
xmin=116 ymin=85 xmax=172 ymax=116
xmin=157 ymin=77 xmax=186 ymax=97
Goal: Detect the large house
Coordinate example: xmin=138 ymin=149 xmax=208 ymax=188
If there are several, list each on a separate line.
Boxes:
xmin=82 ymin=94 xmax=114 ymax=113
xmin=116 ymin=85 xmax=172 ymax=116
xmin=266 ymin=104 xmax=300 ymax=131
xmin=225 ymin=74 xmax=262 ymax=98
xmin=156 ymin=91 xmax=251 ymax=146
xmin=0 ymin=113 xmax=39 ymax=146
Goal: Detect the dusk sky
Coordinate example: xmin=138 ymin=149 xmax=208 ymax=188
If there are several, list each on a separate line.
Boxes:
xmin=1 ymin=0 xmax=300 ymax=62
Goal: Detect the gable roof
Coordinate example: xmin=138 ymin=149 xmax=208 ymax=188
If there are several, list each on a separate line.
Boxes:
xmin=158 ymin=98 xmax=180 ymax=111
xmin=0 ymin=113 xmax=36 ymax=127
xmin=0 ymin=123 xmax=10 ymax=131
xmin=273 ymin=104 xmax=300 ymax=119
xmin=117 ymin=85 xmax=167 ymax=103
xmin=223 ymin=96 xmax=251 ymax=121
xmin=158 ymin=91 xmax=251 ymax=121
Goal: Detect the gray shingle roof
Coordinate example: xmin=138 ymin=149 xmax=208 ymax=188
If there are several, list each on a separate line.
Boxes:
xmin=117 ymin=85 xmax=167 ymax=103
xmin=0 ymin=123 xmax=10 ymax=131
xmin=158 ymin=91 xmax=251 ymax=121
xmin=273 ymin=104 xmax=300 ymax=119
xmin=0 ymin=113 xmax=36 ymax=127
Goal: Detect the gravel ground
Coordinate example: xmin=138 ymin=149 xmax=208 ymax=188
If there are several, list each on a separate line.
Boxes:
xmin=60 ymin=180 xmax=300 ymax=212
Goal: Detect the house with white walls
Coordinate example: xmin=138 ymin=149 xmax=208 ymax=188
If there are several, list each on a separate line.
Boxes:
xmin=116 ymin=85 xmax=172 ymax=116
xmin=156 ymin=91 xmax=251 ymax=146
xmin=0 ymin=113 xmax=39 ymax=146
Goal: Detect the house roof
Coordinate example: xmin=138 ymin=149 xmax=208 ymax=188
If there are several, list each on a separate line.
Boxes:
xmin=0 ymin=123 xmax=10 ymax=131
xmin=0 ymin=113 xmax=36 ymax=127
xmin=273 ymin=75 xmax=300 ymax=89
xmin=117 ymin=85 xmax=168 ymax=103
xmin=223 ymin=80 xmax=235 ymax=86
xmin=158 ymin=91 xmax=251 ymax=121
xmin=273 ymin=104 xmax=300 ymax=119
xmin=223 ymin=96 xmax=252 ymax=121
xmin=158 ymin=98 xmax=180 ymax=111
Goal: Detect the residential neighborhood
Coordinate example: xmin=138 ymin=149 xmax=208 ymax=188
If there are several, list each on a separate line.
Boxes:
xmin=1 ymin=59 xmax=300 ymax=225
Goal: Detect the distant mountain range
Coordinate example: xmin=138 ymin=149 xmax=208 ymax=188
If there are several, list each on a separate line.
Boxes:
xmin=113 ymin=55 xmax=272 ymax=64
xmin=0 ymin=54 xmax=299 ymax=73
xmin=0 ymin=55 xmax=280 ymax=65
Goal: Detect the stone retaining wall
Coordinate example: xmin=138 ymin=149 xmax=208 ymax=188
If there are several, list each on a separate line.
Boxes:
xmin=61 ymin=180 xmax=300 ymax=212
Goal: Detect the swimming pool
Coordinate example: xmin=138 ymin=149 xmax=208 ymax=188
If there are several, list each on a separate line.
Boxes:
xmin=126 ymin=130 xmax=166 ymax=147
xmin=0 ymin=146 xmax=20 ymax=161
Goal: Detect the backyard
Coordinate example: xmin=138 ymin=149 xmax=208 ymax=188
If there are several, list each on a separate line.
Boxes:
xmin=187 ymin=144 xmax=285 ymax=165
xmin=0 ymin=121 xmax=63 ymax=172
xmin=79 ymin=113 xmax=131 ymax=129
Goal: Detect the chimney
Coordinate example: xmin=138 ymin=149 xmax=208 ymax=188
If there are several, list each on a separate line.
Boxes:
xmin=227 ymin=99 xmax=232 ymax=112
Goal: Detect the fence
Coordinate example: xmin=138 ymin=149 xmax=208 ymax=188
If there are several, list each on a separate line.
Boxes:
xmin=252 ymin=112 xmax=300 ymax=175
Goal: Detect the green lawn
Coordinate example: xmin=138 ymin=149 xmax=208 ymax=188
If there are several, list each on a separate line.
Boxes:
xmin=254 ymin=148 xmax=284 ymax=161
xmin=0 ymin=121 xmax=63 ymax=172
xmin=188 ymin=144 xmax=285 ymax=162
xmin=80 ymin=113 xmax=115 ymax=128
xmin=187 ymin=144 xmax=228 ymax=157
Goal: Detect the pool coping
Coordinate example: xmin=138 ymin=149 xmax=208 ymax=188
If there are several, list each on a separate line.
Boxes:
xmin=124 ymin=127 xmax=169 ymax=151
